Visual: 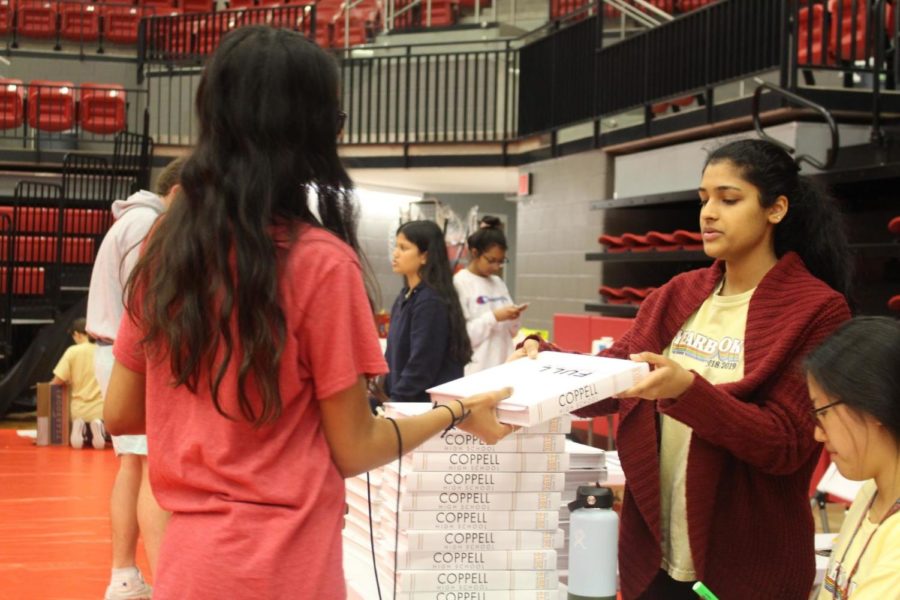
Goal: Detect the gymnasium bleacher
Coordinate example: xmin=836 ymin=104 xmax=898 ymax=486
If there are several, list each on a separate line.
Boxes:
xmin=1 ymin=0 xmax=898 ymax=410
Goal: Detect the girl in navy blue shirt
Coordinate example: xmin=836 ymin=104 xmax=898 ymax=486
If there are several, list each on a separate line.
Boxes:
xmin=385 ymin=220 xmax=472 ymax=402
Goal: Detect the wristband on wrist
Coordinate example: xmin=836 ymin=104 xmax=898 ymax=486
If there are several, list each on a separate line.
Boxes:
xmin=432 ymin=401 xmax=470 ymax=438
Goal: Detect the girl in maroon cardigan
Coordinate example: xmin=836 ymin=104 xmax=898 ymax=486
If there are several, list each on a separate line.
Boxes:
xmin=519 ymin=139 xmax=852 ymax=599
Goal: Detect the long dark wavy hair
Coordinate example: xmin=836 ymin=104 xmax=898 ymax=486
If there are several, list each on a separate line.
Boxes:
xmin=704 ymin=139 xmax=852 ymax=298
xmin=125 ymin=26 xmax=365 ymax=427
xmin=397 ymin=220 xmax=473 ymax=365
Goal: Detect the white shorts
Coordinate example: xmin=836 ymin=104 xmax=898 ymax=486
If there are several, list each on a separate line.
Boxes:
xmin=94 ymin=343 xmax=148 ymax=457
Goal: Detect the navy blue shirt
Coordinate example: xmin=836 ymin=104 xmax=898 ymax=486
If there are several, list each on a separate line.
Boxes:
xmin=384 ymin=283 xmax=464 ymax=402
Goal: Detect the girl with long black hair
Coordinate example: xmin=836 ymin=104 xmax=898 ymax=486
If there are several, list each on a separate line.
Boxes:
xmin=516 ymin=138 xmax=853 ymax=599
xmin=384 ymin=219 xmax=472 ymax=402
xmin=102 ymin=26 xmax=512 ymax=600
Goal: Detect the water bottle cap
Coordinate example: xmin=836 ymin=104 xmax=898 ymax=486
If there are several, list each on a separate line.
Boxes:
xmin=568 ymin=485 xmax=613 ymax=511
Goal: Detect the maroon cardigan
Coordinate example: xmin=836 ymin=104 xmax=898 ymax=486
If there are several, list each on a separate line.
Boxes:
xmin=567 ymin=253 xmax=850 ymax=599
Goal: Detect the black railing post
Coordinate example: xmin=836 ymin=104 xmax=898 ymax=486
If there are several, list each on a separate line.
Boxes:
xmin=53 ymin=4 xmax=62 ymax=51
xmin=404 ymin=45 xmax=410 ymax=151
xmin=870 ymin=0 xmax=885 ymax=145
xmin=895 ymin=0 xmax=900 ymax=91
xmin=137 ymin=17 xmax=147 ymax=84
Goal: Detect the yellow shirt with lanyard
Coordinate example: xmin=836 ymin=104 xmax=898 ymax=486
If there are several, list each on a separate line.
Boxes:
xmin=817 ymin=480 xmax=900 ymax=599
xmin=659 ymin=279 xmax=754 ymax=581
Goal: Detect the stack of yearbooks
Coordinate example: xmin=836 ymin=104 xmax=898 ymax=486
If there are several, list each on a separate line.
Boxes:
xmin=344 ymin=403 xmax=571 ymax=600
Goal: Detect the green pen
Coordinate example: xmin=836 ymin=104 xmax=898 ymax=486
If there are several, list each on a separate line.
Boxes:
xmin=692 ymin=581 xmax=720 ymax=600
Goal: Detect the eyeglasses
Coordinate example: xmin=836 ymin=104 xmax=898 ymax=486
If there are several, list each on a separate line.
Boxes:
xmin=482 ymin=256 xmax=509 ymax=266
xmin=337 ymin=110 xmax=347 ymax=132
xmin=812 ymin=400 xmax=843 ymax=425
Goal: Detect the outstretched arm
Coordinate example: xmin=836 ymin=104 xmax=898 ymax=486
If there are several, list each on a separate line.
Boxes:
xmin=319 ymin=377 xmax=515 ymax=477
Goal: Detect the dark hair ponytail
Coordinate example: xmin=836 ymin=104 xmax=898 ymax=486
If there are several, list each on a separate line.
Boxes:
xmin=397 ymin=220 xmax=473 ymax=365
xmin=805 ymin=317 xmax=900 ymax=440
xmin=467 ymin=215 xmax=508 ymax=254
xmin=705 ymin=139 xmax=852 ymax=297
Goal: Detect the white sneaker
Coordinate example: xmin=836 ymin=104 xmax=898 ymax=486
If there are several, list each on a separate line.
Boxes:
xmin=69 ymin=418 xmax=86 ymax=449
xmin=90 ymin=420 xmax=107 ymax=450
xmin=104 ymin=570 xmax=153 ymax=600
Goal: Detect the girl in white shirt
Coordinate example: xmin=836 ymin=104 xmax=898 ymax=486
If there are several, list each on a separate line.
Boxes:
xmin=453 ymin=216 xmax=527 ymax=374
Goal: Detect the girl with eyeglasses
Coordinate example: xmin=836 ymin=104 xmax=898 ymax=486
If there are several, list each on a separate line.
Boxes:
xmin=807 ymin=317 xmax=900 ymax=600
xmin=515 ymin=139 xmax=853 ymax=599
xmin=454 ymin=215 xmax=528 ymax=374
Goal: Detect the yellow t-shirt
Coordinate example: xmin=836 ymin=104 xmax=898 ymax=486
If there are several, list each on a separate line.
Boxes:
xmin=659 ymin=281 xmax=754 ymax=581
xmin=53 ymin=342 xmax=103 ymax=422
xmin=817 ymin=481 xmax=900 ymax=599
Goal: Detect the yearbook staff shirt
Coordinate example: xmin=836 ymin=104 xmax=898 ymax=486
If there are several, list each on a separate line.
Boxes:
xmin=817 ymin=481 xmax=900 ymax=599
xmin=659 ymin=281 xmax=753 ymax=581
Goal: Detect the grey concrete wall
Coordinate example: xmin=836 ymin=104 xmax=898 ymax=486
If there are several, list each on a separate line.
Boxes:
xmin=355 ymin=188 xmax=516 ymax=313
xmin=514 ymin=149 xmax=612 ymax=336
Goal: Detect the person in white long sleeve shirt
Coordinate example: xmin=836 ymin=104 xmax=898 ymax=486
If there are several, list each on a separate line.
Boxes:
xmin=453 ymin=216 xmax=527 ymax=374
xmin=87 ymin=158 xmax=183 ymax=600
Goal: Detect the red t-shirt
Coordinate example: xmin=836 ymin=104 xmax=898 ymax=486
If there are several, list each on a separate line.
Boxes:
xmin=115 ymin=225 xmax=388 ymax=599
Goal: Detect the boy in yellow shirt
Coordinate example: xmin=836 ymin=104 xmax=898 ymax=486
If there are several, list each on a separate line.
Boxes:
xmin=51 ymin=317 xmax=105 ymax=449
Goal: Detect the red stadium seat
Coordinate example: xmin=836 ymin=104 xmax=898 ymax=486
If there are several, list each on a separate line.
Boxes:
xmin=677 ymin=0 xmax=712 ymax=11
xmin=27 ymin=81 xmax=76 ymax=132
xmin=797 ymin=4 xmax=827 ymax=65
xmin=16 ymin=0 xmax=57 ymax=39
xmin=181 ymin=0 xmax=215 ymax=12
xmin=63 ymin=208 xmax=112 ymax=235
xmin=103 ymin=6 xmax=143 ymax=44
xmin=141 ymin=0 xmax=176 ymax=8
xmin=61 ymin=237 xmax=95 ymax=263
xmin=0 ymin=267 xmax=45 ymax=295
xmin=79 ymin=83 xmax=127 ymax=134
xmin=828 ymin=0 xmax=869 ymax=62
xmin=0 ymin=0 xmax=12 ymax=34
xmin=60 ymin=2 xmax=100 ymax=41
xmin=0 ymin=79 xmax=24 ymax=130
xmin=10 ymin=207 xmax=59 ymax=234
xmin=0 ymin=235 xmax=56 ymax=263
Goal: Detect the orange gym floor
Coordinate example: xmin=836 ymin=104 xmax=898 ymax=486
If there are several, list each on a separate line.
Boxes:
xmin=0 ymin=429 xmax=151 ymax=600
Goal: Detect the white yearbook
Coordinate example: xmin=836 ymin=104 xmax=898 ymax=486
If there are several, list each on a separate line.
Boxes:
xmin=427 ymin=352 xmax=649 ymax=426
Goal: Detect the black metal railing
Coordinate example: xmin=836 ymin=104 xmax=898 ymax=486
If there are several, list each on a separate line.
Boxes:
xmin=138 ymin=0 xmax=899 ymax=149
xmin=338 ymin=43 xmax=520 ymax=145
xmin=140 ymin=3 xmax=316 ymax=64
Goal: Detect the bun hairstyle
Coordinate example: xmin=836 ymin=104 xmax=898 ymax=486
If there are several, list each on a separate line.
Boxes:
xmin=467 ymin=215 xmax=507 ymax=254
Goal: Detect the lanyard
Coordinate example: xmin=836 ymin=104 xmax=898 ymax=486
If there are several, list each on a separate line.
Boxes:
xmin=830 ymin=494 xmax=900 ymax=599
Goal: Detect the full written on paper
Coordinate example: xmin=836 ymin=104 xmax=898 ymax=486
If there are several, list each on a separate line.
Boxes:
xmin=427 ymin=352 xmax=650 ymax=427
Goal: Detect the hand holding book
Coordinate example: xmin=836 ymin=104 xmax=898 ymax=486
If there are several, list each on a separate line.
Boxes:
xmin=455 ymin=387 xmax=519 ymax=445
xmin=618 ymin=351 xmax=695 ymax=400
xmin=506 ymin=337 xmax=542 ymax=363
